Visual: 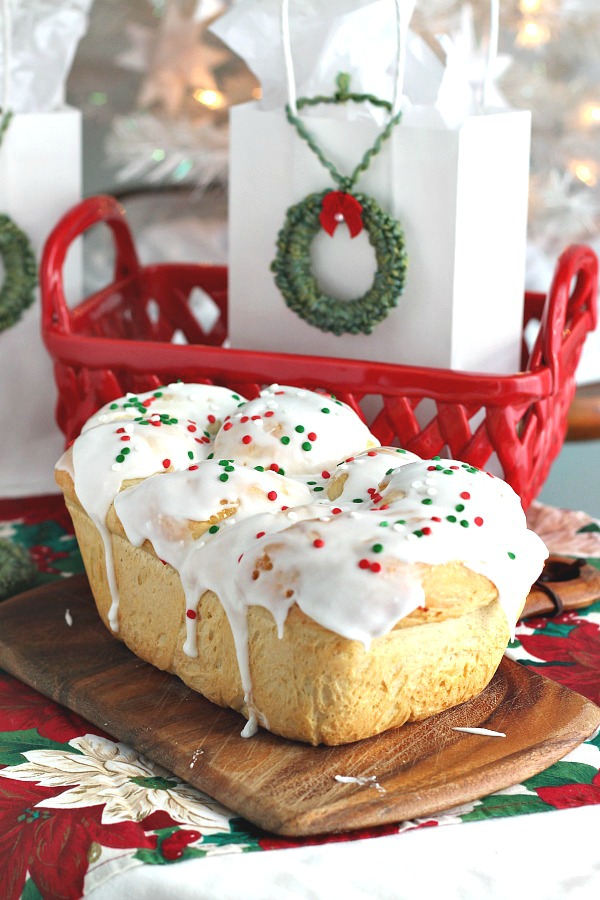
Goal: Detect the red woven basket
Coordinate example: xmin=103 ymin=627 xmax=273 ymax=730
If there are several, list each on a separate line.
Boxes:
xmin=41 ymin=194 xmax=598 ymax=510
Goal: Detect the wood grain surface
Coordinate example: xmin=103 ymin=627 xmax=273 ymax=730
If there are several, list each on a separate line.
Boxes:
xmin=0 ymin=575 xmax=598 ymax=837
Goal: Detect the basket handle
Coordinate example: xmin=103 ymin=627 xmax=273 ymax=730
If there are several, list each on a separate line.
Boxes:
xmin=41 ymin=194 xmax=141 ymax=334
xmin=529 ymin=244 xmax=598 ymax=385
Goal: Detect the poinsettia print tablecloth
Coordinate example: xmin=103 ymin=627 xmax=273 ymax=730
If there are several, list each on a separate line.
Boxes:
xmin=0 ymin=495 xmax=599 ymax=900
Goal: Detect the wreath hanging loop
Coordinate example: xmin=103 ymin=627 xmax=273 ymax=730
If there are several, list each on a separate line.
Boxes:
xmin=271 ymin=73 xmax=408 ymax=336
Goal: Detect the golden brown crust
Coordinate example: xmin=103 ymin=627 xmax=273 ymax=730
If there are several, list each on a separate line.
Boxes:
xmin=57 ymin=467 xmax=519 ymax=745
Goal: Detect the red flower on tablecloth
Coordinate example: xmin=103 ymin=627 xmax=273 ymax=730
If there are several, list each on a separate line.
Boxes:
xmin=0 ymin=674 xmax=99 ymax=744
xmin=258 ymin=821 xmax=409 ymax=851
xmin=518 ymin=620 xmax=600 ymax=705
xmin=0 ymin=495 xmax=74 ymax=533
xmin=0 ymin=777 xmax=156 ymax=900
xmin=534 ymin=773 xmax=600 ymax=810
xmin=29 ymin=543 xmax=71 ymax=575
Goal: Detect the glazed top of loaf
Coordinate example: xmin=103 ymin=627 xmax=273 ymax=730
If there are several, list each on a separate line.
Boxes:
xmin=57 ymin=382 xmax=548 ymax=654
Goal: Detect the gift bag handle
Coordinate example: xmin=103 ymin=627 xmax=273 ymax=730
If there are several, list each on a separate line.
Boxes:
xmin=281 ymin=0 xmax=500 ymax=117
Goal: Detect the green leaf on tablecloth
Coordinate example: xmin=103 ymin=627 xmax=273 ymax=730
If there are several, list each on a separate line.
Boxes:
xmin=460 ymin=792 xmax=552 ymax=821
xmin=587 ymin=729 xmax=600 ymax=750
xmin=577 ymin=523 xmax=600 ymax=533
xmin=0 ymin=728 xmax=82 ymax=766
xmin=21 ymin=878 xmax=43 ymax=900
xmin=523 ymin=761 xmax=598 ymax=789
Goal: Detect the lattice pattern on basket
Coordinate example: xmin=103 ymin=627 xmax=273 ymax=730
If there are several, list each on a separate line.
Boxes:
xmin=41 ymin=195 xmax=598 ymax=510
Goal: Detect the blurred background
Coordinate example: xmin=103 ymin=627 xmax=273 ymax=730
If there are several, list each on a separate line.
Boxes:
xmin=61 ymin=0 xmax=600 ymax=513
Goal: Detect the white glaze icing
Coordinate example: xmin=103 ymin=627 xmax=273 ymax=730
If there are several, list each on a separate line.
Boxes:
xmin=212 ymin=384 xmax=379 ymax=475
xmin=59 ymin=383 xmax=549 ymax=737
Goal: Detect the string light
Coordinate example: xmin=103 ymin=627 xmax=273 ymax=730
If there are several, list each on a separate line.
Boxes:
xmin=568 ymin=159 xmax=598 ymax=187
xmin=192 ymin=88 xmax=225 ymax=109
xmin=580 ymin=102 xmax=600 ymax=127
xmin=516 ymin=18 xmax=551 ymax=47
xmin=519 ymin=0 xmax=543 ymax=12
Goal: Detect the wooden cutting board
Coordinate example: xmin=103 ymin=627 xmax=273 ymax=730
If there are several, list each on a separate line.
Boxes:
xmin=0 ymin=575 xmax=598 ymax=837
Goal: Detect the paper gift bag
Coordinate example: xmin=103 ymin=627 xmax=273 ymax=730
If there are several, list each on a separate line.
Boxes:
xmin=223 ymin=0 xmax=531 ymax=374
xmin=0 ymin=107 xmax=82 ymax=496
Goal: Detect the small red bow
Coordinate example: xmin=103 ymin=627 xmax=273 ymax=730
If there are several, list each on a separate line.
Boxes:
xmin=319 ymin=191 xmax=364 ymax=238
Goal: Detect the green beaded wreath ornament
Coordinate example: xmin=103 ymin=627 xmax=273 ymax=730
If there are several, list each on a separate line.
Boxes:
xmin=271 ymin=74 xmax=407 ymax=336
xmin=0 ymin=110 xmax=37 ymax=334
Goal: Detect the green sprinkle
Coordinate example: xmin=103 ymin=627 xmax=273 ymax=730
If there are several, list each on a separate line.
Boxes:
xmin=443 ymin=469 xmax=454 ymax=475
xmin=254 ymin=466 xmax=265 ymax=472
xmin=225 ymin=466 xmax=235 ymax=472
xmin=154 ymin=391 xmax=163 ymax=398
xmin=372 ymin=543 xmax=383 ymax=553
xmin=207 ymin=453 xmax=214 ymax=460
xmin=321 ymin=407 xmax=330 ymax=414
xmin=110 ymin=403 xmax=118 ymax=410
xmin=232 ymin=394 xmax=240 ymax=400
xmin=413 ymin=529 xmax=424 ymax=538
xmin=219 ymin=473 xmax=229 ymax=482
xmin=379 ymin=521 xmax=389 ymax=527
xmin=447 ymin=515 xmax=457 ymax=523
xmin=508 ymin=552 xmax=516 ymax=560
xmin=352 ymin=498 xmax=363 ymax=503
xmin=302 ymin=442 xmax=312 ymax=451
xmin=281 ymin=436 xmax=291 ymax=445
xmin=188 ymin=451 xmax=194 ymax=459
xmin=395 ymin=519 xmax=406 ymax=525
xmin=116 ymin=454 xmax=125 ymax=463
xmin=421 ymin=498 xmax=433 ymax=505
xmin=455 ymin=504 xmax=465 ymax=512
xmin=307 ymin=481 xmax=317 ymax=486
xmin=209 ymin=525 xmax=219 ymax=534
xmin=313 ymin=486 xmax=324 ymax=492
xmin=295 ymin=425 xmax=305 ymax=433
xmin=385 ymin=468 xmax=394 ymax=475
xmin=121 ymin=447 xmax=130 ymax=455
xmin=460 ymin=520 xmax=469 ymax=528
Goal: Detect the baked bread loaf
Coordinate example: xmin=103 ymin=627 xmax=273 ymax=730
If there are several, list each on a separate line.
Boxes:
xmin=56 ymin=383 xmax=548 ymax=745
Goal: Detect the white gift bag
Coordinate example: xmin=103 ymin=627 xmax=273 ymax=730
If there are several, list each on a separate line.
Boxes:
xmin=224 ymin=0 xmax=531 ymax=374
xmin=0 ymin=108 xmax=82 ymax=496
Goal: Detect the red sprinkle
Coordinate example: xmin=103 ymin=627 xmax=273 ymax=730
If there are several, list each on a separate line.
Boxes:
xmin=142 ymin=398 xmax=154 ymax=408
xmin=120 ymin=435 xmax=131 ymax=442
xmin=242 ymin=435 xmax=252 ymax=444
xmin=460 ymin=491 xmax=471 ymax=500
xmin=307 ymin=432 xmax=317 ymax=441
xmin=116 ymin=427 xmax=126 ymax=433
xmin=240 ymin=416 xmax=249 ymax=423
xmin=332 ymin=507 xmax=342 ymax=515
xmin=269 ymin=463 xmax=279 ymax=472
xmin=313 ymin=539 xmax=325 ymax=548
xmin=223 ymin=422 xmax=233 ymax=431
xmin=281 ymin=505 xmax=289 ymax=511
xmin=186 ymin=609 xmax=197 ymax=620
xmin=264 ymin=411 xmax=275 ymax=417
xmin=345 ymin=457 xmax=355 ymax=463
xmin=207 ymin=414 xmax=216 ymax=423
xmin=421 ymin=527 xmax=432 ymax=536
xmin=358 ymin=558 xmax=371 ymax=569
xmin=256 ymin=531 xmax=265 ymax=539
xmin=188 ymin=465 xmax=199 ymax=471
xmin=367 ymin=451 xmax=377 ymax=457
xmin=474 ymin=517 xmax=484 ymax=526
xmin=162 ymin=459 xmax=171 ymax=469
xmin=432 ymin=516 xmax=442 ymax=522
xmin=321 ymin=470 xmax=331 ymax=479
xmin=187 ymin=425 xmax=197 ymax=433
xmin=251 ymin=415 xmax=261 ymax=421
xmin=267 ymin=491 xmax=278 ymax=501
xmin=370 ymin=561 xmax=382 ymax=573
xmin=427 ymin=465 xmax=437 ymax=471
